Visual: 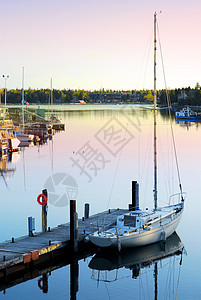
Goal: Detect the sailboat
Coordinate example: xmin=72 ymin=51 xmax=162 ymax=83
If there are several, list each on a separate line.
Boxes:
xmin=17 ymin=67 xmax=34 ymax=143
xmin=175 ymin=106 xmax=201 ymax=121
xmin=49 ymin=78 xmax=65 ymax=131
xmin=89 ymin=13 xmax=185 ymax=249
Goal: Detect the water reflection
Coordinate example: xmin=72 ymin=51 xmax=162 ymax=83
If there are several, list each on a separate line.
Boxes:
xmin=38 ymin=274 xmax=49 ymax=294
xmin=175 ymin=119 xmax=201 ymax=131
xmin=0 ymin=152 xmax=18 ymax=188
xmin=89 ymin=232 xmax=184 ymax=299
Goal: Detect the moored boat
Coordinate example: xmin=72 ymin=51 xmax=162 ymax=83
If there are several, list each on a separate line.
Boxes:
xmin=175 ymin=106 xmax=201 ymax=121
xmin=89 ymin=12 xmax=186 ymax=250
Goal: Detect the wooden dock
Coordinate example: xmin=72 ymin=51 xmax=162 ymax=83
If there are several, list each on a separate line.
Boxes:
xmin=0 ymin=208 xmax=128 ymax=281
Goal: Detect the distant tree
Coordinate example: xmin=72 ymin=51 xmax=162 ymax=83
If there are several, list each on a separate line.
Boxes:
xmin=144 ymin=91 xmax=154 ymax=102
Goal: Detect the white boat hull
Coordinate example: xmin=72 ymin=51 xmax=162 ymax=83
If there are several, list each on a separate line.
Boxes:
xmin=9 ymin=137 xmax=20 ymax=150
xmin=89 ymin=210 xmax=183 ymax=249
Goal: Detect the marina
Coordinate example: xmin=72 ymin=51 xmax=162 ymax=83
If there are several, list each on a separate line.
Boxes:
xmin=0 ymin=105 xmax=200 ymax=299
xmin=1 ymin=0 xmax=201 ymax=297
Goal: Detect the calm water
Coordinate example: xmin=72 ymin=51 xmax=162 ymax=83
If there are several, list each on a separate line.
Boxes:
xmin=1 ymin=104 xmax=201 ymax=299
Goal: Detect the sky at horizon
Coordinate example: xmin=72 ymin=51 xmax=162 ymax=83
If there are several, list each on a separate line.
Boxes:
xmin=0 ymin=0 xmax=201 ymax=91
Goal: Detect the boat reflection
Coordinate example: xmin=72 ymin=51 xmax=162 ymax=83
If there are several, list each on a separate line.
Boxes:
xmin=89 ymin=232 xmax=184 ymax=299
xmin=0 ymin=152 xmax=19 ymax=187
xmin=175 ymin=119 xmax=201 ymax=131
xmin=176 ymin=120 xmax=196 ymax=130
xmin=89 ymin=232 xmax=183 ymax=273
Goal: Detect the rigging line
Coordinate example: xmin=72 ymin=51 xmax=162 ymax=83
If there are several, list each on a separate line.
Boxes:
xmin=102 ymin=124 xmax=129 ymax=229
xmin=102 ymin=272 xmax=111 ymax=300
xmin=51 ymin=138 xmax=54 ymax=173
xmin=106 ymin=124 xmax=128 ymax=210
xmin=164 ymin=257 xmax=173 ymax=299
xmin=139 ymin=124 xmax=151 ymax=183
xmin=157 ymin=128 xmax=171 ymax=200
xmin=138 ymin=121 xmax=141 ymax=182
xmin=142 ymin=28 xmax=153 ymax=89
xmin=1 ymin=171 xmax=9 ymax=190
xmin=136 ymin=27 xmax=153 ymax=90
xmin=175 ymin=253 xmax=183 ymax=300
xmin=157 ymin=23 xmax=183 ymax=198
xmin=145 ymin=266 xmax=151 ymax=300
xmin=22 ymin=148 xmax=26 ymax=192
xmin=140 ymin=124 xmax=153 ymax=208
xmin=173 ymin=256 xmax=176 ymax=298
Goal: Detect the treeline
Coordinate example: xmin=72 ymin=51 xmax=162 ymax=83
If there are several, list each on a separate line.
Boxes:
xmin=1 ymin=83 xmax=201 ymax=105
xmin=0 ymin=88 xmax=88 ymax=104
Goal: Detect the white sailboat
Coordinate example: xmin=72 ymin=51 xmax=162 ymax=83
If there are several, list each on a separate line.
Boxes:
xmin=89 ymin=13 xmax=186 ymax=249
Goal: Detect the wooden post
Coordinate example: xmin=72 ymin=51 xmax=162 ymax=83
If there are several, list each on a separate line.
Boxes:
xmin=84 ymin=203 xmax=89 ymax=219
xmin=42 ymin=189 xmax=48 ymax=233
xmin=129 ymin=181 xmax=139 ymax=211
xmin=28 ymin=217 xmax=35 ymax=237
xmin=70 ymin=200 xmax=78 ymax=252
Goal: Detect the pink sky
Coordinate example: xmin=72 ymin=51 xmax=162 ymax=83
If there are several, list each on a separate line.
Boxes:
xmin=0 ymin=0 xmax=201 ymax=90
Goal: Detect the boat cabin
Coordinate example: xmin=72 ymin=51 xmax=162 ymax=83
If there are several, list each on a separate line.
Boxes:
xmin=117 ymin=213 xmax=144 ymax=230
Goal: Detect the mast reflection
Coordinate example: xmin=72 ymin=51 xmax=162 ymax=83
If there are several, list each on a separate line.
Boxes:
xmin=89 ymin=232 xmax=184 ymax=300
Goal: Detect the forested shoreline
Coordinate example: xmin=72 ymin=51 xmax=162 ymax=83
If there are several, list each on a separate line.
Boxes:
xmin=1 ymin=83 xmax=201 ymax=106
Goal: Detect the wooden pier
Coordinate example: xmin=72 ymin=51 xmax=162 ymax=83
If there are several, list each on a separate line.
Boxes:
xmin=0 ymin=208 xmax=128 ymax=283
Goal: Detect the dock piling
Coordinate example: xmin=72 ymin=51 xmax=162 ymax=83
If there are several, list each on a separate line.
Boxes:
xmin=129 ymin=181 xmax=139 ymax=211
xmin=42 ymin=189 xmax=48 ymax=232
xmin=84 ymin=203 xmax=89 ymax=219
xmin=70 ymin=200 xmax=78 ymax=252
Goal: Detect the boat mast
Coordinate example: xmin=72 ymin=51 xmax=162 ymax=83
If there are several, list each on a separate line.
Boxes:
xmin=154 ymin=12 xmax=157 ymax=210
xmin=50 ymin=78 xmax=53 ymax=106
xmin=50 ymin=78 xmax=53 ymax=116
xmin=22 ymin=66 xmax=25 ymax=133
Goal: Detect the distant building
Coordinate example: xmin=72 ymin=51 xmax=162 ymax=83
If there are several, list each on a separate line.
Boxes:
xmin=178 ymin=91 xmax=188 ymax=101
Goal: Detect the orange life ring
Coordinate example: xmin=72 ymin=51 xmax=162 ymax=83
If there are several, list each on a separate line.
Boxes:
xmin=37 ymin=194 xmax=47 ymax=206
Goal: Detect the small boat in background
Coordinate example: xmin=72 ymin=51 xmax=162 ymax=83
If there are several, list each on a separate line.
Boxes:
xmin=23 ymin=122 xmax=53 ymax=137
xmin=175 ymin=106 xmax=201 ymax=121
xmin=49 ymin=79 xmax=65 ymax=131
xmin=0 ymin=134 xmax=8 ymax=157
xmin=51 ymin=114 xmax=65 ymax=131
xmin=0 ymin=120 xmax=20 ymax=152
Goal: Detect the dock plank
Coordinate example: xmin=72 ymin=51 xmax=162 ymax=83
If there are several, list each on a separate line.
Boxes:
xmin=0 ymin=209 xmax=128 ymax=271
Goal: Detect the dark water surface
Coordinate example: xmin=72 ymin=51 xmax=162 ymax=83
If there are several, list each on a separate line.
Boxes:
xmin=1 ymin=105 xmax=201 ymax=299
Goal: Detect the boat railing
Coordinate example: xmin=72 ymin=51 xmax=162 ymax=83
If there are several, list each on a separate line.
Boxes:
xmin=169 ymin=192 xmax=187 ymax=206
xmin=90 ymin=218 xmax=117 ymax=234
